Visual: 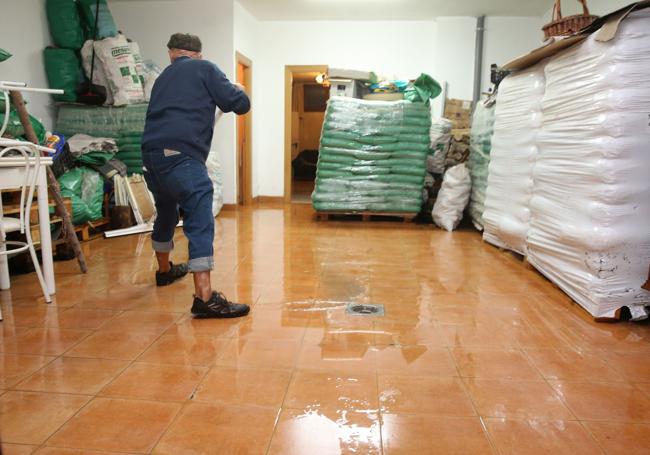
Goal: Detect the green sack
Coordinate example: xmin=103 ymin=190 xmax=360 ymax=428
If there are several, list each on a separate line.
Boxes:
xmin=46 ymin=0 xmax=84 ymax=49
xmin=404 ymin=73 xmax=442 ymax=103
xmin=58 ymin=167 xmax=104 ymax=224
xmin=43 ymin=48 xmax=80 ymax=102
xmin=78 ymin=0 xmax=118 ymax=39
xmin=76 ymin=151 xmax=115 ymax=166
xmin=0 ymin=48 xmax=11 ymax=62
xmin=0 ymin=108 xmax=47 ymax=144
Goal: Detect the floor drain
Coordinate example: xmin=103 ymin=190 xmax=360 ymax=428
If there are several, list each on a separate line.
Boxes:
xmin=346 ymin=303 xmax=384 ymax=316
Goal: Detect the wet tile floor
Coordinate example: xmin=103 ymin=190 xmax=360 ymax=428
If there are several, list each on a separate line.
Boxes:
xmin=0 ymin=203 xmax=648 ymax=454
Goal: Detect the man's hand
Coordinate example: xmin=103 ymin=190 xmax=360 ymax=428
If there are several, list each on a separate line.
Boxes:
xmin=235 ymin=82 xmax=247 ymax=93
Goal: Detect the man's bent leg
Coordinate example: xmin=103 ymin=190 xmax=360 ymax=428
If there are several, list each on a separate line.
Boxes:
xmin=150 ymin=186 xmax=188 ymax=286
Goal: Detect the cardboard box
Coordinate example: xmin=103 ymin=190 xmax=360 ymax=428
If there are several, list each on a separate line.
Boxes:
xmin=444 ymin=98 xmax=473 ymax=130
xmin=329 ymin=79 xmax=368 ymax=99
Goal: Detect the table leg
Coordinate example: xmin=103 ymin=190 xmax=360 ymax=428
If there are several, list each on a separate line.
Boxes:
xmin=0 ymin=243 xmax=9 ymax=290
xmin=37 ymin=169 xmax=55 ymax=295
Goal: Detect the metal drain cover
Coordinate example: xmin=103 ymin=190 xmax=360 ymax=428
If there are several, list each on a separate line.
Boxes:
xmin=346 ymin=303 xmax=384 ymax=316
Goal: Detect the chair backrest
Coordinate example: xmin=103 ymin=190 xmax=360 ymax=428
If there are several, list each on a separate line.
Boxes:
xmin=0 ymin=142 xmax=41 ymax=238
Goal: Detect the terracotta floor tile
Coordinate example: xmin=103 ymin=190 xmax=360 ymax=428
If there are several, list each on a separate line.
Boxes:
xmin=584 ymin=421 xmax=650 ymax=455
xmin=549 ymin=381 xmax=650 ymax=422
xmin=381 ymin=414 xmax=493 ymax=454
xmin=235 ymin=309 xmax=308 ymax=340
xmin=65 ymin=329 xmax=161 ymax=360
xmin=218 ymin=338 xmax=301 ymax=369
xmin=637 ymin=382 xmax=650 ymax=398
xmin=379 ymin=375 xmax=475 ymax=416
xmin=0 ymin=328 xmax=90 ymax=356
xmin=1 ymin=444 xmax=37 ymax=455
xmin=137 ymin=333 xmax=232 ymax=366
xmin=465 ymin=379 xmax=574 ymax=420
xmin=440 ymin=323 xmax=518 ymax=349
xmin=525 ymin=348 xmax=624 ymax=381
xmin=376 ymin=346 xmax=457 ymax=376
xmin=0 ymin=391 xmax=90 ymax=445
xmin=0 ymin=306 xmax=67 ymax=328
xmin=373 ymin=321 xmax=447 ymax=347
xmin=153 ymin=403 xmax=277 ymax=454
xmin=303 ymin=326 xmax=378 ymax=346
xmin=15 ymin=357 xmax=128 ymax=395
xmin=193 ymin=366 xmax=291 ymax=408
xmin=452 ymin=348 xmax=542 ymax=380
xmin=268 ymin=408 xmax=381 ymax=455
xmin=100 ymin=362 xmax=206 ymax=401
xmin=600 ymin=351 xmax=650 ymax=382
xmin=165 ymin=316 xmax=242 ymax=338
xmin=48 ymin=397 xmax=180 ymax=453
xmin=297 ymin=341 xmax=377 ymax=374
xmin=99 ymin=311 xmax=182 ymax=335
xmin=34 ymin=448 xmax=118 ymax=455
xmin=48 ymin=308 xmax=119 ymax=330
xmin=285 ymin=370 xmax=378 ymax=412
xmin=485 ymin=418 xmax=602 ymax=455
xmin=0 ymin=354 xmax=54 ymax=388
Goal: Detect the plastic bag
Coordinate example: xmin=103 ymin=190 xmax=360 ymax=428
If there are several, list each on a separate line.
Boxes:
xmin=80 ymin=40 xmax=114 ymax=105
xmin=468 ymin=100 xmax=496 ymax=231
xmin=0 ymin=48 xmax=12 ymax=62
xmin=43 ymin=47 xmax=80 ymax=102
xmin=58 ymin=167 xmax=104 ymax=224
xmin=206 ymin=151 xmax=224 ymax=217
xmin=432 ymin=163 xmax=471 ymax=231
xmin=46 ymin=0 xmax=84 ymax=49
xmin=78 ymin=0 xmax=118 ymax=40
xmin=404 ymin=73 xmax=442 ymax=103
xmin=92 ymin=34 xmax=145 ymax=106
xmin=142 ymin=60 xmax=162 ymax=101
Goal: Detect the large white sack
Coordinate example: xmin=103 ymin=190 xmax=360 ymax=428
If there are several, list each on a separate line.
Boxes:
xmin=482 ymin=62 xmax=546 ymax=254
xmin=527 ymin=10 xmax=650 ymax=320
xmin=80 ymin=40 xmax=114 ymax=105
xmin=93 ymin=34 xmax=145 ymax=106
xmin=468 ymin=100 xmax=496 ymax=231
xmin=206 ymin=150 xmax=224 ymax=217
xmin=432 ymin=163 xmax=471 ymax=231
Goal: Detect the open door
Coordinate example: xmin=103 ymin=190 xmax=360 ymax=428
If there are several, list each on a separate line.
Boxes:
xmin=284 ymin=65 xmax=328 ymax=203
xmin=236 ymin=52 xmax=253 ymax=205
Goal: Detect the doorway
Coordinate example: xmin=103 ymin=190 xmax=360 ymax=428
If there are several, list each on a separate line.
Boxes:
xmin=236 ymin=52 xmax=253 ymax=205
xmin=284 ymin=65 xmax=329 ymax=203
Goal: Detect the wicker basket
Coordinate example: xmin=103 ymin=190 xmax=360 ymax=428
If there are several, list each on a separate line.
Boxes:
xmin=542 ymin=0 xmax=598 ymax=39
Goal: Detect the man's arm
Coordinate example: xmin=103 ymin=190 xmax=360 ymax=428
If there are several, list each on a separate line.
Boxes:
xmin=204 ymin=63 xmax=250 ymax=115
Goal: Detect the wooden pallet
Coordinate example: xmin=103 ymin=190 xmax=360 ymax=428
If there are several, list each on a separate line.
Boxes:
xmin=316 ymin=211 xmax=417 ymax=222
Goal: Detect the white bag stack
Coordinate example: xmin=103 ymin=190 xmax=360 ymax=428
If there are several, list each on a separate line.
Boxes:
xmin=482 ymin=63 xmax=546 ymax=254
xmin=432 ymin=163 xmax=471 ymax=232
xmin=527 ymin=10 xmax=650 ymax=320
xmin=468 ymin=100 xmax=496 ymax=231
xmin=91 ymin=34 xmax=145 ymax=106
xmin=206 ymin=150 xmax=224 ymax=217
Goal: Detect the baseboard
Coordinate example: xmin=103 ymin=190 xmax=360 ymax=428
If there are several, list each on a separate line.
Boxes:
xmin=253 ymin=196 xmax=285 ymax=204
xmin=220 ymin=204 xmax=238 ymax=211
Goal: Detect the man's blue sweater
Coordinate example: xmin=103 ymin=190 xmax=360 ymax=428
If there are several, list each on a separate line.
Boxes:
xmin=142 ymin=56 xmax=250 ymax=162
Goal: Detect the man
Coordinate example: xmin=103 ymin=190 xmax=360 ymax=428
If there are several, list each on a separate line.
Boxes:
xmin=141 ymin=33 xmax=250 ymax=318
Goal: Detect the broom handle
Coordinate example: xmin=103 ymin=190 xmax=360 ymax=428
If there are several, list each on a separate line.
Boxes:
xmin=553 ymin=0 xmax=562 ymax=21
xmin=578 ymin=0 xmax=590 ymax=16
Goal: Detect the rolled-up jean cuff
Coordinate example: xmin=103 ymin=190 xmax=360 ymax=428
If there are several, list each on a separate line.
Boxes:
xmin=152 ymin=239 xmax=174 ymax=253
xmin=189 ymin=257 xmax=214 ymax=272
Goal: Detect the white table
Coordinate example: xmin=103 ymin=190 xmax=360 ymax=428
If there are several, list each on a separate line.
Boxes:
xmin=0 ymin=157 xmax=55 ymax=295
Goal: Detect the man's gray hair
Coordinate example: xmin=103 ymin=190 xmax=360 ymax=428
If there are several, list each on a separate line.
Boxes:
xmin=167 ymin=33 xmax=202 ymax=53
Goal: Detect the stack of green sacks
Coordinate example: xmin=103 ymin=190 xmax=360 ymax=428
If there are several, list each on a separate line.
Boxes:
xmin=468 ymin=100 xmax=496 ymax=231
xmin=312 ymin=97 xmax=431 ymax=213
xmin=56 ymin=103 xmax=148 ymax=174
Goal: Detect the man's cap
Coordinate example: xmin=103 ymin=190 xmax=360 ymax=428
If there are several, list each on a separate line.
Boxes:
xmin=167 ymin=33 xmax=202 ymax=53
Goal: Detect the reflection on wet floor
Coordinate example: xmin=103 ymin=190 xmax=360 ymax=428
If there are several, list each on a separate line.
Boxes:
xmin=0 ymin=203 xmax=649 ymax=454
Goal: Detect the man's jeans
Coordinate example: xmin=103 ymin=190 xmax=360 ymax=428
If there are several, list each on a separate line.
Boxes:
xmin=142 ymin=149 xmax=214 ymax=272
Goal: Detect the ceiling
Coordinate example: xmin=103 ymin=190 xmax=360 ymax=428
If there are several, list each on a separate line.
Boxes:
xmin=237 ymin=0 xmax=551 ymax=21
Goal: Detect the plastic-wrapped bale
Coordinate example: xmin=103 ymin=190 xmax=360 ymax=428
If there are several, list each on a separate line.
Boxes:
xmin=468 ymin=100 xmax=496 ymax=231
xmin=527 ymin=10 xmax=650 ymax=320
xmin=482 ymin=62 xmax=546 ymax=255
xmin=56 ymin=103 xmax=147 ymax=175
xmin=312 ymin=97 xmax=430 ymax=213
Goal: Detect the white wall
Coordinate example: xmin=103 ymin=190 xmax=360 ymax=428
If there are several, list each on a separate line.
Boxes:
xmin=482 ymin=16 xmax=544 ymax=92
xmin=0 ymin=0 xmax=56 ymax=130
xmin=251 ymin=19 xmax=438 ymax=196
xmin=110 ymin=0 xmax=238 ymax=204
